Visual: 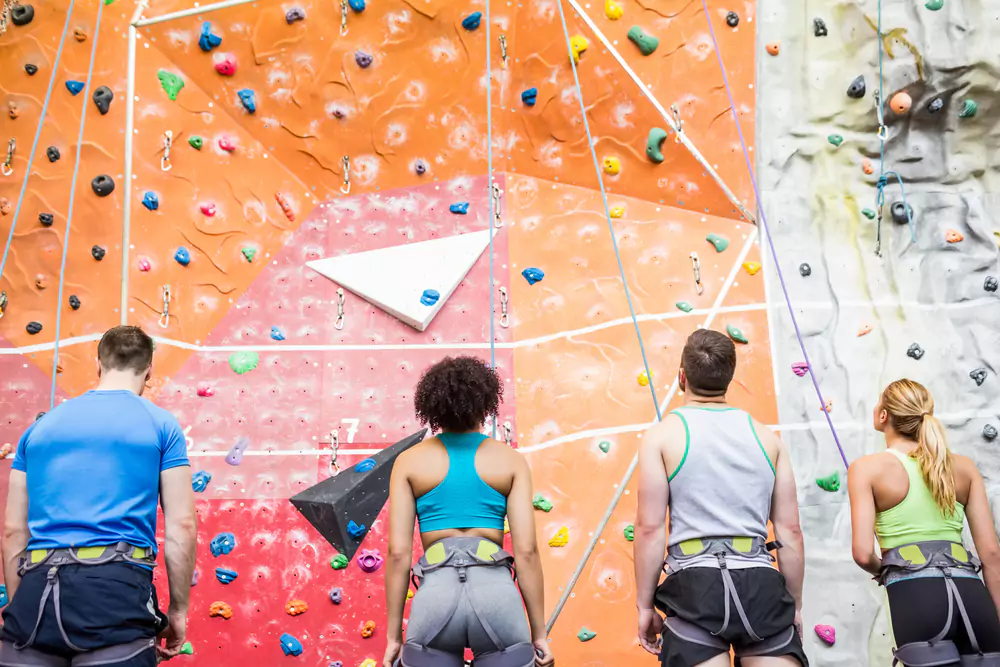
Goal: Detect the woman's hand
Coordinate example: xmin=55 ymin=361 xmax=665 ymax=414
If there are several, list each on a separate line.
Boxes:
xmin=382 ymin=638 xmax=402 ymax=667
xmin=532 ymin=638 xmax=554 ymax=666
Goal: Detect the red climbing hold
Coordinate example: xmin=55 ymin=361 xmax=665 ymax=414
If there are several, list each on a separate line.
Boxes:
xmin=275 ymin=193 xmax=295 ymax=221
xmin=137 ymin=257 xmax=151 ymax=272
xmin=214 ymin=53 xmax=237 ymax=76
xmin=218 ymin=137 xmax=236 ymax=152
xmin=197 ymin=383 xmax=215 ymax=398
xmin=200 ymin=203 xmax=216 ymax=216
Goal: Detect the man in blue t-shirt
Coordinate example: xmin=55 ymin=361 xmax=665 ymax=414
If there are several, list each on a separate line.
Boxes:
xmin=0 ymin=326 xmax=197 ymax=667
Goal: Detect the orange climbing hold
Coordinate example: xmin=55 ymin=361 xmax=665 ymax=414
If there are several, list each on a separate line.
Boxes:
xmin=857 ymin=325 xmax=872 ymax=337
xmin=861 ymin=158 xmax=874 ymax=175
xmin=275 ymin=193 xmax=295 ymax=222
xmin=285 ymin=599 xmax=308 ymax=616
xmin=1 ymin=444 xmax=13 ymax=458
xmin=820 ymin=399 xmax=833 ymax=413
xmin=361 ymin=620 xmax=376 ymax=638
xmin=889 ymin=92 xmax=912 ymax=115
xmin=945 ymin=229 xmax=964 ymax=243
xmin=765 ymin=42 xmax=780 ymax=56
xmin=209 ymin=601 xmax=233 ymax=619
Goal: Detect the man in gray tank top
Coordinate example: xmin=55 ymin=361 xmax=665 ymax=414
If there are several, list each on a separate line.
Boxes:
xmin=633 ymin=329 xmax=808 ymax=667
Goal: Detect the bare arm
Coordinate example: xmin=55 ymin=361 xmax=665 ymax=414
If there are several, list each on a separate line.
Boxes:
xmin=768 ymin=432 xmax=806 ymax=606
xmin=385 ymin=456 xmax=417 ymax=644
xmin=634 ymin=423 xmax=670 ymax=611
xmin=963 ymin=461 xmax=1000 ymax=613
xmin=846 ymin=459 xmax=882 ymax=576
xmin=160 ymin=466 xmax=197 ymax=615
xmin=506 ymin=453 xmax=545 ymax=640
xmin=2 ymin=471 xmax=29 ymax=599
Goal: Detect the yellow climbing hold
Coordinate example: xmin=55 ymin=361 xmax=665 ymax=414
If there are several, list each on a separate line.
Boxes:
xmin=549 ymin=526 xmax=569 ymax=547
xmin=359 ymin=660 xmax=377 ymax=667
xmin=609 ymin=205 xmax=625 ymax=218
xmin=503 ymin=517 xmax=510 ymax=534
xmin=570 ymin=34 xmax=589 ymax=63
xmin=637 ymin=370 xmax=651 ymax=386
xmin=602 ymin=156 xmax=621 ymax=175
xmin=742 ymin=261 xmax=761 ymax=276
xmin=604 ymin=0 xmax=623 ymax=20
xmin=406 ymin=589 xmax=414 ymax=600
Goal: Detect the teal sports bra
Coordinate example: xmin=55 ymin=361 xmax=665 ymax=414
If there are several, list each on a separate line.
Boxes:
xmin=415 ymin=432 xmax=507 ymax=533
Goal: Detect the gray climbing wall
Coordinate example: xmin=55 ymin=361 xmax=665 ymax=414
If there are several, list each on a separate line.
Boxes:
xmin=757 ymin=0 xmax=1000 ymax=663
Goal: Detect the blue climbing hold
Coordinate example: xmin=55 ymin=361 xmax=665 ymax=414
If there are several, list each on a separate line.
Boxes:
xmin=198 ymin=22 xmax=222 ymax=52
xmin=210 ymin=532 xmax=236 ymax=557
xmin=279 ymin=634 xmax=303 ymax=657
xmin=521 ymin=87 xmax=538 ymax=106
xmin=449 ymin=201 xmax=469 ymax=215
xmin=462 ymin=11 xmax=482 ymax=30
xmin=141 ymin=192 xmax=159 ymax=211
xmin=420 ymin=289 xmax=440 ymax=306
xmin=354 ymin=458 xmax=376 ymax=473
xmin=174 ymin=247 xmax=191 ymax=266
xmin=521 ymin=267 xmax=544 ymax=285
xmin=348 ymin=0 xmax=365 ymax=11
xmin=191 ymin=471 xmax=212 ymax=492
xmin=347 ymin=520 xmax=367 ymax=539
xmin=237 ymin=89 xmax=256 ymax=114
xmin=215 ymin=568 xmax=238 ymax=584
xmin=0 ymin=584 xmax=7 ymax=608
xmin=66 ymin=80 xmax=84 ymax=96
xmin=270 ymin=326 xmax=285 ymax=341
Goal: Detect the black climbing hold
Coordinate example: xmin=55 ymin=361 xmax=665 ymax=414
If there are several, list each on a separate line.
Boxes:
xmin=906 ymin=343 xmax=925 ymax=360
xmin=799 ymin=263 xmax=812 ymax=277
xmin=847 ymin=75 xmax=866 ymax=99
xmin=35 ymin=411 xmax=46 ymax=421
xmin=46 ymin=146 xmax=60 ymax=162
xmin=91 ymin=245 xmax=106 ymax=261
xmin=927 ymin=97 xmax=944 ymax=114
xmin=813 ymin=18 xmax=828 ymax=37
xmin=92 ymin=86 xmax=113 ymax=115
xmin=984 ymin=424 xmax=998 ymax=441
xmin=725 ymin=11 xmax=739 ymax=27
xmin=11 ymin=4 xmax=34 ymax=26
xmin=890 ymin=201 xmax=913 ymax=225
xmin=985 ymin=276 xmax=998 ymax=293
xmin=24 ymin=64 xmax=38 ymax=76
xmin=39 ymin=212 xmax=53 ymax=226
xmin=26 ymin=321 xmax=42 ymax=335
xmin=286 ymin=7 xmax=306 ymax=23
xmin=970 ymin=368 xmax=988 ymax=386
xmin=414 ymin=160 xmax=427 ymax=175
xmin=68 ymin=295 xmax=80 ymax=310
xmin=91 ymin=174 xmax=115 ymax=196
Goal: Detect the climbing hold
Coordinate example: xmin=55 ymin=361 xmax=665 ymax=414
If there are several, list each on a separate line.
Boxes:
xmin=91 ymin=174 xmax=115 ymax=197
xmin=791 ymin=362 xmax=809 ymax=377
xmin=627 ymin=26 xmax=659 ymax=56
xmin=522 ymin=268 xmax=544 ymax=285
xmin=214 ymin=54 xmax=237 ymax=76
xmin=414 ymin=159 xmax=428 ymax=175
xmin=598 ymin=441 xmax=611 ymax=453
xmin=25 ymin=64 xmax=37 ymax=75
xmin=623 ymin=524 xmax=634 ymax=542
xmin=569 ymin=34 xmax=589 ymax=63
xmin=330 ymin=588 xmax=343 ymax=604
xmin=970 ymin=368 xmax=988 ymax=387
xmin=815 ymin=624 xmax=836 ymax=645
xmin=676 ymin=302 xmax=693 ymax=313
xmin=241 ymin=247 xmax=256 ymax=264
xmin=0 ymin=198 xmax=9 ymax=215
xmin=215 ymin=568 xmax=238 ymax=584
xmin=548 ymin=527 xmax=569 ymax=547
xmin=959 ymin=100 xmax=978 ymax=118
xmin=179 ymin=643 xmax=193 ymax=655
xmin=0 ymin=584 xmax=7 ymax=607
xmin=156 ymin=70 xmax=184 ymax=100
xmin=813 ymin=18 xmax=828 ymax=37
xmin=74 ymin=26 xmax=87 ymax=41
xmin=274 ymin=192 xmax=294 ymax=221
xmin=827 ymin=134 xmax=844 ymax=147
xmin=39 ymin=213 xmax=53 ymax=227
xmin=890 ymin=201 xmax=913 ymax=225
xmin=726 ymin=11 xmax=739 ymax=27
xmin=35 ymin=276 xmax=47 ymax=290
xmin=637 ymin=370 xmax=651 ymax=387
xmin=188 ymin=136 xmax=203 ymax=150
xmin=449 ymin=201 xmax=469 ymax=214
xmin=605 ymin=0 xmax=623 ymax=19
xmin=765 ymin=42 xmax=780 ymax=56
xmin=799 ymin=263 xmax=812 ymax=277
xmin=354 ymin=458 xmax=376 ymax=473
xmin=577 ymin=628 xmax=597 ymax=642
xmin=285 ymin=599 xmax=308 ymax=616
xmin=361 ymin=620 xmax=376 ymax=638
xmin=609 ymin=206 xmax=625 ymax=219
xmin=237 ymin=89 xmax=256 ymax=114
xmin=532 ymin=494 xmax=553 ymax=512
xmin=706 ymin=233 xmax=729 ymax=253
xmin=349 ymin=0 xmax=365 ymax=11
xmin=726 ymin=324 xmax=748 ymax=344
xmin=862 ymin=208 xmax=876 ymax=220
xmin=358 ymin=661 xmax=375 ymax=667
xmin=847 ymin=75 xmax=866 ymax=99
xmin=174 ymin=247 xmax=191 ymax=266
xmin=209 ymin=601 xmax=232 ymax=619
xmin=210 ymin=532 xmax=236 ymax=557
xmin=279 ymin=634 xmax=303 ymax=657
xmin=945 ymin=229 xmax=964 ymax=243
xmin=816 ymin=472 xmax=840 ymax=492
xmin=198 ymin=22 xmax=222 ymax=52
xmin=200 ymin=203 xmax=215 ymax=216
xmin=10 ymin=3 xmax=33 ymax=25
xmin=226 ymin=436 xmax=250 ymax=465
xmin=355 ymin=51 xmax=373 ymax=68
xmin=270 ymin=326 xmax=285 ymax=341
xmin=137 ymin=257 xmax=151 ymax=272
xmin=461 ymin=11 xmax=482 ymax=30
xmin=743 ymin=262 xmax=761 ymax=276
xmin=192 ymin=471 xmax=212 ymax=492
xmin=92 ymin=86 xmax=113 ymax=115
xmin=68 ymin=295 xmax=80 ymax=310
xmin=602 ymin=156 xmax=621 ymax=175
xmin=46 ymin=146 xmax=60 ymax=162
xmin=646 ymin=127 xmax=667 ymax=164
xmin=927 ymin=97 xmax=944 ymax=114
xmin=91 ymin=245 xmax=106 ymax=261
xmin=66 ymin=80 xmax=85 ymax=96
xmin=286 ymin=7 xmax=306 ymax=23
xmin=906 ymin=343 xmax=925 ymax=360
xmin=889 ymin=92 xmax=912 ymax=115
xmin=862 ymin=158 xmax=874 ymax=175
xmin=521 ymin=88 xmax=537 ymax=106
xmin=141 ymin=192 xmax=159 ymax=211
xmin=196 ymin=383 xmax=214 ymax=397
xmin=228 ymin=351 xmax=259 ymax=375
xmin=985 ymin=276 xmax=998 ymax=292
xmin=420 ymin=289 xmax=440 ymax=307
xmin=357 ymin=549 xmax=384 ymax=573
xmin=858 ymin=325 xmax=872 ymax=337
xmin=983 ymin=425 xmax=998 ymax=441
xmin=331 ymin=554 xmax=349 ymax=570
xmin=347 ymin=520 xmax=367 ymax=539
xmin=7 ymin=101 xmax=19 ymax=120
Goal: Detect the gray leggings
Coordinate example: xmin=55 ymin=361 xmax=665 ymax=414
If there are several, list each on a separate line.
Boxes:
xmin=406 ymin=563 xmax=531 ymax=659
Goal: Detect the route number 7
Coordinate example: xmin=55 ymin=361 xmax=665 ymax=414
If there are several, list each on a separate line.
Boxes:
xmin=341 ymin=418 xmax=360 ymax=443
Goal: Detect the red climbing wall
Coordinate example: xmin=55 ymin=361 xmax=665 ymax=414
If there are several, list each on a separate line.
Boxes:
xmin=0 ymin=0 xmax=769 ymax=664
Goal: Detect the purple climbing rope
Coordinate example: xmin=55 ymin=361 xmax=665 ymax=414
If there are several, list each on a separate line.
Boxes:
xmin=699 ymin=1 xmax=848 ymax=469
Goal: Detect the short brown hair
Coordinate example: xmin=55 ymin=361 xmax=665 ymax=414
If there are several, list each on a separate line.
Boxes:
xmin=681 ymin=329 xmax=736 ymax=396
xmin=97 ymin=325 xmax=154 ymax=374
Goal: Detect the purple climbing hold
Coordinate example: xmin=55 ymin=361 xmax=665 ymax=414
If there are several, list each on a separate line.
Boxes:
xmin=329 ymin=588 xmax=343 ymax=604
xmin=414 ymin=159 xmax=427 ymax=175
xmin=226 ymin=436 xmax=250 ymax=466
xmin=191 ymin=569 xmax=199 ymax=586
xmin=355 ymin=51 xmax=373 ymax=68
xmin=357 ymin=549 xmax=384 ymax=573
xmin=285 ymin=7 xmax=306 ymax=23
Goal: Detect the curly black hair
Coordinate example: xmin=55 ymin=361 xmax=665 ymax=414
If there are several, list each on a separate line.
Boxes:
xmin=414 ymin=356 xmax=503 ymax=432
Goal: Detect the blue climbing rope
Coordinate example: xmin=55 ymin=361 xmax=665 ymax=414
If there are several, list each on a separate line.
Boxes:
xmin=50 ymin=0 xmax=106 ymax=409
xmin=0 ymin=1 xmax=77 ymax=285
xmin=485 ymin=0 xmax=496 ymax=439
xmin=699 ymin=0 xmax=847 ymax=468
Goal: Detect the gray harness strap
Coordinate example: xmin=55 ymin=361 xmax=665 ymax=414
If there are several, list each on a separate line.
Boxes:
xmin=0 ymin=638 xmax=153 ymax=667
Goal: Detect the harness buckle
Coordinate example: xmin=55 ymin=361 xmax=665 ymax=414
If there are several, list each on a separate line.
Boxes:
xmin=715 ymin=552 xmax=728 ymax=570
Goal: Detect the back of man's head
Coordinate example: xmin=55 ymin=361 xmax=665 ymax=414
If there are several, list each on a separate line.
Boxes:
xmin=98 ymin=325 xmax=154 ymax=375
xmin=681 ymin=329 xmax=736 ymax=397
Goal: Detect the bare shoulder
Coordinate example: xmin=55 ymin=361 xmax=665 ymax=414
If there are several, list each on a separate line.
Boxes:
xmin=482 ymin=437 xmax=526 ymax=470
xmin=645 ymin=411 xmax=687 ymax=448
xmin=394 ymin=436 xmax=442 ymax=473
xmin=849 ymin=451 xmax=893 ymax=477
xmin=952 ymin=453 xmax=982 ymax=484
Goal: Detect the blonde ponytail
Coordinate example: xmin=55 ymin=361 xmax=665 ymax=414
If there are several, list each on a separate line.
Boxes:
xmin=881 ymin=379 xmax=957 ymax=515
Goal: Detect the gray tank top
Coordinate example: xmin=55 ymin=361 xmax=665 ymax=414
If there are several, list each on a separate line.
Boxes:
xmin=667 ymin=407 xmax=775 ymax=552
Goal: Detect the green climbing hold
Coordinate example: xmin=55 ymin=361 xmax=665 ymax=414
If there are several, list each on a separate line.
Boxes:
xmin=598 ymin=440 xmax=611 ymax=453
xmin=241 ymin=247 xmax=256 ymax=262
xmin=103 ymin=0 xmax=115 ymax=4
xmin=577 ymin=628 xmax=597 ymax=642
xmin=331 ymin=554 xmax=349 ymax=569
xmin=532 ymin=494 xmax=553 ymax=512
xmin=188 ymin=136 xmax=203 ymax=150
xmin=862 ymin=208 xmax=876 ymax=220
xmin=228 ymin=351 xmax=259 ymax=375
xmin=646 ymin=127 xmax=667 ymax=164
xmin=925 ymin=0 xmax=943 ymax=9
xmin=959 ymin=99 xmax=978 ymax=118
xmin=179 ymin=642 xmax=193 ymax=655
xmin=675 ymin=301 xmax=694 ymax=313
xmin=726 ymin=324 xmax=748 ymax=344
xmin=626 ymin=26 xmax=658 ymax=55
xmin=828 ymin=134 xmax=844 ymax=147
xmin=156 ymin=69 xmax=185 ymax=101
xmin=623 ymin=524 xmax=634 ymax=542
xmin=816 ymin=471 xmax=840 ymax=492
xmin=706 ymin=234 xmax=729 ymax=253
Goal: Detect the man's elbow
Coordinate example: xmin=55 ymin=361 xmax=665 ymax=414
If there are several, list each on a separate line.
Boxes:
xmin=165 ymin=514 xmax=197 ymax=540
xmin=2 ymin=525 xmax=28 ymax=549
xmin=774 ymin=519 xmax=803 ymax=544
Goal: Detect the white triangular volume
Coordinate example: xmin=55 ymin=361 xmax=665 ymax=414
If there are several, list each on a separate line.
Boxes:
xmin=306 ymin=229 xmax=493 ymax=332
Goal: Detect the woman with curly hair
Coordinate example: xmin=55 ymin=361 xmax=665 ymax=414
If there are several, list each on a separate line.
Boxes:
xmin=382 ymin=356 xmax=554 ymax=667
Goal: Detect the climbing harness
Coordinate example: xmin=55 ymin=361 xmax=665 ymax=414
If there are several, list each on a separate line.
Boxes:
xmin=498 ymin=286 xmax=508 ymax=328
xmin=334 ymin=287 xmax=345 ymax=330
xmin=662 ymin=537 xmax=795 ymax=657
xmin=879 ymin=541 xmax=1000 ymax=666
xmin=690 ymin=252 xmax=703 ymax=295
xmin=341 ymin=155 xmax=351 ymax=194
xmin=160 ymin=130 xmax=172 ymax=172
xmin=158 ymin=284 xmax=171 ymax=328
xmin=2 ymin=138 xmax=14 ymax=176
xmin=498 ymin=34 xmax=508 ymax=70
xmin=491 ymin=182 xmax=502 ymax=228
xmin=400 ymin=538 xmax=534 ymax=667
xmin=339 ymin=0 xmax=348 ymax=35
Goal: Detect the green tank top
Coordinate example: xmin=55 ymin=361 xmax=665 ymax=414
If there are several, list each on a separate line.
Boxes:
xmin=875 ymin=449 xmax=965 ymax=550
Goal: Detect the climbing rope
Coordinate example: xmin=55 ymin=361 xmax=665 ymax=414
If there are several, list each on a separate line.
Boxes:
xmin=50 ymin=0 xmax=106 ymax=408
xmin=486 ymin=0 xmax=497 ymax=439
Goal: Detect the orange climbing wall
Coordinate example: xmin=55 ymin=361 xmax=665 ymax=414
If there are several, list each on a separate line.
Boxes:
xmin=0 ymin=0 xmax=771 ymax=664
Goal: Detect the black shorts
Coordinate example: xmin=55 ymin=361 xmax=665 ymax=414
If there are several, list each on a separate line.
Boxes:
xmin=655 ymin=566 xmax=808 ymax=667
xmin=0 ymin=562 xmax=167 ymax=667
xmin=887 ymin=575 xmax=1000 ymax=654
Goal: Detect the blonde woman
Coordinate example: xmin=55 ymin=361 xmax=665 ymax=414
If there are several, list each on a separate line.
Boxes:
xmin=848 ymin=379 xmax=1000 ymax=665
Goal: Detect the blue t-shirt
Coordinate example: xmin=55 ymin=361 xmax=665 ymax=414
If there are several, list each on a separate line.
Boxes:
xmin=12 ymin=390 xmax=190 ymax=553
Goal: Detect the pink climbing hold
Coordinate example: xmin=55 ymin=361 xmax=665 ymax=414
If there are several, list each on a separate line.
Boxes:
xmin=814 ymin=624 xmax=836 ymax=645
xmin=218 ymin=137 xmax=236 ymax=152
xmin=200 ymin=203 xmax=216 ymax=216
xmin=214 ymin=53 xmax=237 ymax=76
xmin=357 ymin=549 xmax=384 ymax=573
xmin=791 ymin=362 xmax=809 ymax=377
xmin=137 ymin=257 xmax=151 ymax=272
xmin=197 ymin=383 xmax=215 ymax=398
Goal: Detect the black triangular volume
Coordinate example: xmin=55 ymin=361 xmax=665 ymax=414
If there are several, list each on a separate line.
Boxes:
xmin=290 ymin=428 xmax=427 ymax=561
